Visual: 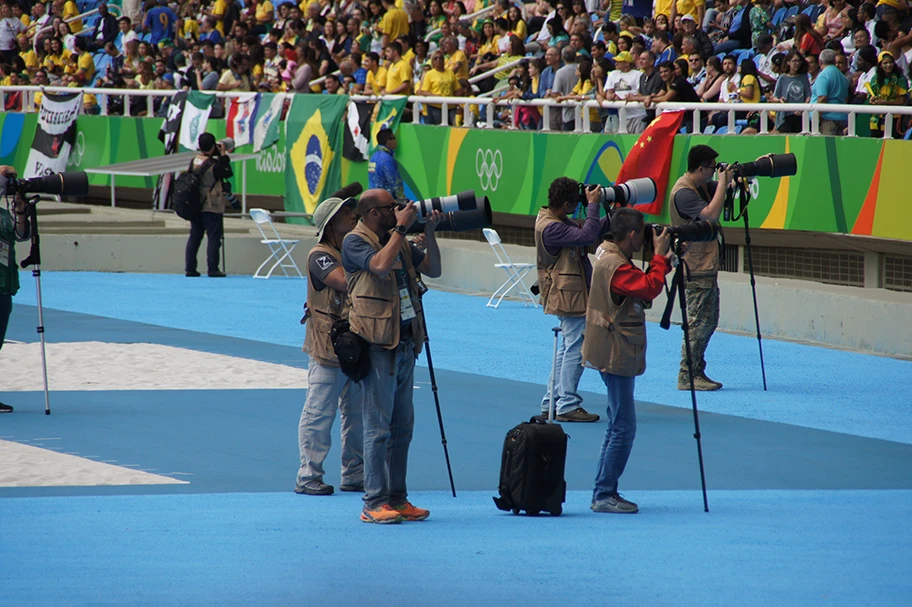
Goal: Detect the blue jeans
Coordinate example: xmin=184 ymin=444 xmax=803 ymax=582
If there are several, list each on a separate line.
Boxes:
xmin=592 ymin=372 xmax=637 ymax=502
xmin=362 ymin=339 xmax=416 ymax=510
xmin=296 ymin=359 xmax=363 ymax=488
xmin=541 ymin=315 xmax=586 ymax=416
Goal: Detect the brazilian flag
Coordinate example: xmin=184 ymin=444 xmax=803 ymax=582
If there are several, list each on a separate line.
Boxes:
xmin=285 ymin=95 xmax=348 ymax=216
xmin=369 ymin=97 xmax=409 ymax=156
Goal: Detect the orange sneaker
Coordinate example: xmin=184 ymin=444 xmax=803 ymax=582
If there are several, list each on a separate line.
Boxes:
xmin=360 ymin=504 xmax=404 ymax=524
xmin=392 ymin=501 xmax=430 ymax=521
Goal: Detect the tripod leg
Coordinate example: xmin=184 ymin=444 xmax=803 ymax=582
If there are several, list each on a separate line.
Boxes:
xmin=741 ymin=208 xmax=767 ymax=391
xmin=33 ymin=266 xmax=51 ymax=415
xmin=419 ymin=309 xmax=457 ymax=497
xmin=676 ymin=263 xmax=709 ymax=512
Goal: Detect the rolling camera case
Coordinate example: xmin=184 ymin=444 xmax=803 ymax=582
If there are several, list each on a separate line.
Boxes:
xmin=493 ymin=328 xmax=567 ymax=516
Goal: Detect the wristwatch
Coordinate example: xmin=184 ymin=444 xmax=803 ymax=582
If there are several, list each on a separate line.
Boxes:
xmin=393 ymin=224 xmax=408 ymax=236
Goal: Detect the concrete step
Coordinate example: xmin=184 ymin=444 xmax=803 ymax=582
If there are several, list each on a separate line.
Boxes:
xmin=38 ymin=220 xmax=168 ymax=229
xmin=36 ymin=206 xmax=93 ymax=216
xmin=38 ymin=226 xmax=253 ymax=235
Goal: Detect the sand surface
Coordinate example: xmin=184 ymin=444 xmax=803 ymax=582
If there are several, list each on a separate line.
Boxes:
xmin=3 ymin=341 xmax=308 ymax=391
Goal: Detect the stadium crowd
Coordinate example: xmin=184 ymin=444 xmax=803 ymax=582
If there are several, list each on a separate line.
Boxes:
xmin=1 ymin=0 xmax=911 ymax=135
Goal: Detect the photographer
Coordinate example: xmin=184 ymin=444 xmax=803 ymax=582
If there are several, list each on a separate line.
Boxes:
xmin=295 ymin=197 xmax=363 ymax=496
xmin=184 ymin=133 xmax=239 ymax=278
xmin=340 ymin=188 xmax=442 ymax=524
xmin=669 ymin=144 xmax=733 ymax=391
xmin=533 ymin=178 xmax=610 ymax=423
xmin=0 ymin=166 xmax=32 ymax=414
xmin=583 ymin=208 xmax=673 ymax=514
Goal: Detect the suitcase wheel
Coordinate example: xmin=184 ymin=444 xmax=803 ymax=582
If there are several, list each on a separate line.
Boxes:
xmin=549 ymin=506 xmax=562 ymax=516
xmin=512 ymin=508 xmax=521 ymax=515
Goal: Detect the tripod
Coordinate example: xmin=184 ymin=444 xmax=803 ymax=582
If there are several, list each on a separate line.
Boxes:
xmin=725 ymin=177 xmax=768 ymax=391
xmin=416 ymin=277 xmax=457 ymax=497
xmin=661 ymin=246 xmax=709 ymax=512
xmin=18 ymin=195 xmax=52 ymax=415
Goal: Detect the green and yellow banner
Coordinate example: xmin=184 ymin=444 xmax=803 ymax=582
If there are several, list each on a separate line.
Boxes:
xmin=369 ymin=97 xmax=409 ymax=155
xmin=284 ymin=95 xmax=347 ymax=215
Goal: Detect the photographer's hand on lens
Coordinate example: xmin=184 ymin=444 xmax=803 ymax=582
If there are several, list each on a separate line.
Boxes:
xmin=653 ymin=226 xmax=673 ymax=259
xmin=585 ymin=184 xmax=604 ymax=206
xmin=395 ymin=201 xmax=419 ymax=229
xmin=423 ymin=209 xmax=444 ymax=232
xmin=717 ymin=166 xmax=735 ymax=188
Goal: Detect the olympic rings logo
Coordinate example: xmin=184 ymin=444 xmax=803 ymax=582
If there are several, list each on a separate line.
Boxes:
xmin=475 ymin=148 xmax=502 ymax=192
xmin=67 ymin=131 xmax=85 ymax=167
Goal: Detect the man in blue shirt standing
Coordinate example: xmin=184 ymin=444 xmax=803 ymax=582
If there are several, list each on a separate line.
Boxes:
xmin=540 ymin=46 xmax=562 ymax=101
xmin=812 ymin=49 xmax=850 ymax=136
xmin=144 ymin=0 xmax=178 ymax=45
xmin=368 ymin=129 xmax=404 ymax=201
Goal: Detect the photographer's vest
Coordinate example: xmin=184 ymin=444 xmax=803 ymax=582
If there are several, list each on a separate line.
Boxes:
xmin=669 ymin=174 xmax=721 ymax=279
xmin=534 ymin=208 xmax=588 ymax=317
xmin=581 ymin=241 xmax=647 ymax=377
xmin=0 ymin=209 xmax=20 ymax=297
xmin=345 ymin=222 xmax=426 ymax=355
xmin=303 ymin=243 xmax=349 ymax=367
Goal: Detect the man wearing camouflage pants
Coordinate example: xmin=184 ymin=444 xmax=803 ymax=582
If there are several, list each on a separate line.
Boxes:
xmin=669 ymin=145 xmax=734 ymax=391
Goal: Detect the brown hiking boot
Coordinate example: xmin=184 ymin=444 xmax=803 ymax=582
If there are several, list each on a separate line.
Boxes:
xmin=677 ymin=375 xmax=721 ymax=391
xmin=556 ymin=407 xmax=600 ymax=422
xmin=700 ymin=374 xmax=723 ymax=389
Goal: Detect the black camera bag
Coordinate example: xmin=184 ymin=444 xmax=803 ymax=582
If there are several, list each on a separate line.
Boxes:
xmin=330 ymin=319 xmax=371 ymax=382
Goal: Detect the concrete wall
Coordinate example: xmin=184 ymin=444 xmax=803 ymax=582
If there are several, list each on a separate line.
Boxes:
xmin=18 ymin=231 xmax=912 ymax=358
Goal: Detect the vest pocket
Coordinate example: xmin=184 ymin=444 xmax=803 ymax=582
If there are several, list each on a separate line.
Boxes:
xmin=352 ymin=295 xmax=395 ymax=347
xmin=553 ymin=272 xmax=586 ymax=314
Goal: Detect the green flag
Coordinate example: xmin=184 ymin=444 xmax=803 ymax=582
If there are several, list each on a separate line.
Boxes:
xmin=253 ymin=93 xmax=284 ymax=152
xmin=369 ymin=97 xmax=409 ymax=155
xmin=285 ymin=95 xmax=348 ymax=215
xmin=178 ymin=91 xmax=215 ymax=150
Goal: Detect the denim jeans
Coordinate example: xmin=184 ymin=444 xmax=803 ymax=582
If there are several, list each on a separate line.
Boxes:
xmin=592 ymin=372 xmax=637 ymax=502
xmin=541 ymin=315 xmax=587 ymax=416
xmin=362 ymin=338 xmax=416 ymax=510
xmin=296 ymin=358 xmax=364 ymax=488
xmin=185 ymin=211 xmax=223 ymax=275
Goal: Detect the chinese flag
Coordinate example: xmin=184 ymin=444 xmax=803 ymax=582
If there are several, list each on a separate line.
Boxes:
xmin=616 ymin=110 xmax=685 ymax=217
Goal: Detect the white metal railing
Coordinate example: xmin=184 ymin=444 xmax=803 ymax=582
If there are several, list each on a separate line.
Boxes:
xmin=32 ymin=5 xmax=122 ymax=52
xmin=2 ymin=85 xmax=910 ymax=138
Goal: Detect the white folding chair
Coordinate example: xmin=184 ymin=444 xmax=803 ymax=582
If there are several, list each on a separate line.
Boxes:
xmin=482 ymin=228 xmax=538 ymax=308
xmin=249 ymin=208 xmax=304 ymax=279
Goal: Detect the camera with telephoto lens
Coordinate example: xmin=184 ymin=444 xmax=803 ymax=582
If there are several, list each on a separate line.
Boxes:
xmin=578 ymin=177 xmax=657 ymax=211
xmin=396 ymin=190 xmax=492 ymax=233
xmin=2 ymin=171 xmax=90 ymax=198
xmin=715 ymin=153 xmax=797 ymax=179
xmin=644 ymin=220 xmax=720 ymax=250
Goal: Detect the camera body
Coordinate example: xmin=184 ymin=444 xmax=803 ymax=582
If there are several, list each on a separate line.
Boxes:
xmin=644 ymin=220 xmax=720 ymax=250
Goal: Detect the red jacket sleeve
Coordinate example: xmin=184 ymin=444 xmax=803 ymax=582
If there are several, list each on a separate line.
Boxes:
xmin=610 ymin=255 xmax=672 ymax=301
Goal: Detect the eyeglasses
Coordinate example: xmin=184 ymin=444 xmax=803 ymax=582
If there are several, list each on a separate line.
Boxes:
xmin=373 ymin=204 xmax=397 ymax=211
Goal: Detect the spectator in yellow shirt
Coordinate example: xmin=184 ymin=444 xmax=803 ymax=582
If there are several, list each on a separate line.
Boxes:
xmin=17 ymin=35 xmax=39 ymax=74
xmin=670 ymin=0 xmax=705 ymax=29
xmin=255 ymin=0 xmax=275 ymax=26
xmin=417 ymin=51 xmax=459 ymax=124
xmin=75 ymin=38 xmax=95 ymax=82
xmin=378 ymin=0 xmax=409 ymax=47
xmin=61 ymin=0 xmax=83 ymax=33
xmin=476 ymin=21 xmax=500 ymax=60
xmin=384 ymin=41 xmax=412 ymax=95
xmin=205 ymin=0 xmax=228 ymax=34
xmin=363 ymin=51 xmax=386 ymax=94
xmin=442 ymin=36 xmax=469 ymax=80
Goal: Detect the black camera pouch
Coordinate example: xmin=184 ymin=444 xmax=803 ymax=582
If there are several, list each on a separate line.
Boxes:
xmin=330 ymin=319 xmax=371 ymax=382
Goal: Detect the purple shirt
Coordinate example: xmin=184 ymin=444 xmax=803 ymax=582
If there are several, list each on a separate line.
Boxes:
xmin=541 ymin=203 xmax=611 ymax=286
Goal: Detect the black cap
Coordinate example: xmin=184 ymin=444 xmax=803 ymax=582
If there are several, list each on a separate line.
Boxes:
xmin=198 ymin=132 xmax=216 ymax=153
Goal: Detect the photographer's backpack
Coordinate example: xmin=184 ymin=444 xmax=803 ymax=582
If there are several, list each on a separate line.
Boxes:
xmin=172 ymin=158 xmax=215 ymax=221
xmin=493 ymin=327 xmax=567 ymax=516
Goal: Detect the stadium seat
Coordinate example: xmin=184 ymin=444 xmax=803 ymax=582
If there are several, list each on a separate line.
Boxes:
xmin=482 ymin=228 xmax=537 ymax=309
xmin=248 ymin=209 xmax=304 ymax=279
xmin=771 ymin=7 xmax=787 ymax=27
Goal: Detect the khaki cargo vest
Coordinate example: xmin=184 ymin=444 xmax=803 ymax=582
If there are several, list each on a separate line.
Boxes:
xmin=345 ymin=222 xmax=426 ymax=354
xmin=581 ymin=241 xmax=648 ymax=377
xmin=669 ymin=173 xmax=721 ymax=279
xmin=303 ymin=243 xmax=349 ymax=367
xmin=534 ymin=208 xmax=588 ymax=317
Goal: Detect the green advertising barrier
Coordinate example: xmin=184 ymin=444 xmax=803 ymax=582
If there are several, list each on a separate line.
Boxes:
xmin=385 ymin=124 xmax=908 ymax=241
xmin=1 ymin=112 xmax=909 ymax=241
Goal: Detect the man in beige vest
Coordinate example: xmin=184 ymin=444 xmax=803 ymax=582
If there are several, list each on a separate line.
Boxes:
xmin=341 ymin=189 xmax=443 ymax=524
xmin=295 ymin=197 xmax=363 ymax=496
xmin=669 ymin=144 xmax=733 ymax=391
xmin=582 ymin=208 xmax=673 ymax=514
xmin=534 ymin=177 xmax=609 ymax=423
